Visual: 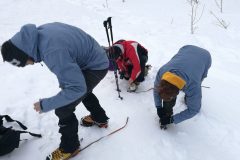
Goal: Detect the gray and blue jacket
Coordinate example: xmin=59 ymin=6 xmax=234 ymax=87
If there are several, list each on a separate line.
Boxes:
xmin=154 ymin=45 xmax=212 ymax=123
xmin=10 ymin=22 xmax=109 ymax=112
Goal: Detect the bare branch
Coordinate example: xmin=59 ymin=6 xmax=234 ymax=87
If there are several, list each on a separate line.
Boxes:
xmin=194 ymin=5 xmax=205 ymax=25
xmin=215 ymin=0 xmax=223 ymax=13
xmin=221 ymin=0 xmax=223 ymax=13
xmin=189 ymin=0 xmax=204 ymax=34
xmin=215 ymin=0 xmax=220 ymax=8
xmin=210 ymin=11 xmax=230 ymax=29
xmin=105 ymin=0 xmax=108 ymax=8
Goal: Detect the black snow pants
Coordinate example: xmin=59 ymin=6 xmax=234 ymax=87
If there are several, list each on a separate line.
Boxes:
xmin=55 ymin=69 xmax=109 ymax=152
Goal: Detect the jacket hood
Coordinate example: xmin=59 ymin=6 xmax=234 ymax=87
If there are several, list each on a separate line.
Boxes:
xmin=10 ymin=24 xmax=41 ymax=62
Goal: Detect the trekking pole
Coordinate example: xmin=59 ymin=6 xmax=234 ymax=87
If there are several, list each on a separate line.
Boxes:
xmin=107 ymin=17 xmax=123 ymax=99
xmin=107 ymin=17 xmax=114 ymax=45
xmin=103 ymin=17 xmax=123 ymax=100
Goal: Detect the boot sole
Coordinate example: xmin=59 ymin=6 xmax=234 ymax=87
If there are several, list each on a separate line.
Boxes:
xmin=80 ymin=122 xmax=94 ymax=127
xmin=80 ymin=120 xmax=108 ymax=128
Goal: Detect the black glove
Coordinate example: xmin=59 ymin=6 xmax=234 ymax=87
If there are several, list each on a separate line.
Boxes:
xmin=119 ymin=71 xmax=125 ymax=79
xmin=160 ymin=116 xmax=173 ymax=126
xmin=157 ymin=107 xmax=165 ymax=119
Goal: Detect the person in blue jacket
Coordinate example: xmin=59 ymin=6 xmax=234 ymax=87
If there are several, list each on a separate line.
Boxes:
xmin=154 ymin=45 xmax=212 ymax=129
xmin=1 ymin=22 xmax=109 ymax=160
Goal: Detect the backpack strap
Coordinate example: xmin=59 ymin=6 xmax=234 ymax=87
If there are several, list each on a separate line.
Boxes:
xmin=0 ymin=115 xmax=42 ymax=138
xmin=17 ymin=130 xmax=42 ymax=138
xmin=0 ymin=115 xmax=27 ymax=130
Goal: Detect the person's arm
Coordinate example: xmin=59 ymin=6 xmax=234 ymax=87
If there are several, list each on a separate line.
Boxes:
xmin=116 ymin=58 xmax=125 ymax=72
xmin=40 ymin=49 xmax=87 ymax=112
xmin=173 ymin=86 xmax=202 ymax=123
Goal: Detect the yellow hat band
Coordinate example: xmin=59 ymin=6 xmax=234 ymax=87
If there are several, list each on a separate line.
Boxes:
xmin=162 ymin=71 xmax=186 ymax=89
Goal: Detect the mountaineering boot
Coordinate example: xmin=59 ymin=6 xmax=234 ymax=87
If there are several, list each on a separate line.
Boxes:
xmin=80 ymin=115 xmax=108 ymax=128
xmin=46 ymin=148 xmax=80 ymax=160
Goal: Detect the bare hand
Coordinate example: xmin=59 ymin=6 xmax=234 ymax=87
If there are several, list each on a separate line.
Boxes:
xmin=34 ymin=101 xmax=42 ymax=113
xmin=128 ymin=78 xmax=133 ymax=85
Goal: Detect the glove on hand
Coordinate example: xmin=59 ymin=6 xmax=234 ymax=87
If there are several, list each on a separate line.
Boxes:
xmin=157 ymin=107 xmax=165 ymax=119
xmin=160 ymin=116 xmax=173 ymax=126
xmin=119 ymin=71 xmax=125 ymax=79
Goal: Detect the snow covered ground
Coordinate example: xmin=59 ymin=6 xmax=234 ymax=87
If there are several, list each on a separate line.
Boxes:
xmin=0 ymin=0 xmax=240 ymax=159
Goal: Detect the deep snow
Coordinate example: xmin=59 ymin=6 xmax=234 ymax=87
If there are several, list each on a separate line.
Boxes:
xmin=0 ymin=0 xmax=240 ymax=160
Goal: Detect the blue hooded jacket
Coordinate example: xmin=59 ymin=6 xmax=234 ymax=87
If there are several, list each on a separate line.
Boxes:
xmin=10 ymin=22 xmax=109 ymax=112
xmin=154 ymin=45 xmax=211 ymax=124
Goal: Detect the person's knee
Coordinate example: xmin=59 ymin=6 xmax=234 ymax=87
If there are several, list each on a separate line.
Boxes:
xmin=58 ymin=114 xmax=78 ymax=128
xmin=135 ymin=76 xmax=145 ymax=83
xmin=82 ymin=93 xmax=99 ymax=104
xmin=141 ymin=55 xmax=148 ymax=63
xmin=55 ymin=107 xmax=75 ymax=120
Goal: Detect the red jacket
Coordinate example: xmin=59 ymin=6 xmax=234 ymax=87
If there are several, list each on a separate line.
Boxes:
xmin=113 ymin=40 xmax=148 ymax=81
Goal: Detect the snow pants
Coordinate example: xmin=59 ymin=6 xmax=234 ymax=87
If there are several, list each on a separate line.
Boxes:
xmin=55 ymin=69 xmax=109 ymax=152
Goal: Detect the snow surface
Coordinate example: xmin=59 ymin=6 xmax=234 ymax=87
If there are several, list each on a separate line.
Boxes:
xmin=0 ymin=0 xmax=240 ymax=160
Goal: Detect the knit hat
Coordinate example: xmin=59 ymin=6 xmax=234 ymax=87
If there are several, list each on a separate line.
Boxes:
xmin=1 ymin=40 xmax=29 ymax=67
xmin=161 ymin=71 xmax=186 ymax=89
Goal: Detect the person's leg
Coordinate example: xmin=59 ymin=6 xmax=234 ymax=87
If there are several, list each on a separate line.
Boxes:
xmin=82 ymin=92 xmax=108 ymax=123
xmin=124 ymin=65 xmax=132 ymax=80
xmin=81 ymin=69 xmax=109 ymax=125
xmin=47 ymin=103 xmax=81 ymax=160
xmin=135 ymin=45 xmax=148 ymax=83
xmin=55 ymin=98 xmax=82 ymax=152
xmin=135 ymin=55 xmax=148 ymax=83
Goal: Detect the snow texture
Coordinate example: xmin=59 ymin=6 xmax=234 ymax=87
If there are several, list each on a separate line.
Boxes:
xmin=0 ymin=0 xmax=240 ymax=160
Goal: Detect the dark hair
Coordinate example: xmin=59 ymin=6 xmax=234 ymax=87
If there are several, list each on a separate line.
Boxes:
xmin=108 ymin=46 xmax=122 ymax=60
xmin=158 ymin=80 xmax=179 ymax=101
